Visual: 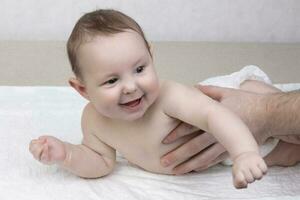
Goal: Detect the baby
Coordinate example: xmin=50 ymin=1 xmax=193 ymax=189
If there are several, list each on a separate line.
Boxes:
xmin=29 ymin=9 xmax=267 ymax=189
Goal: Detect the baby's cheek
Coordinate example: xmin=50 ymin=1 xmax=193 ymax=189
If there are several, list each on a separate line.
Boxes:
xmin=93 ymin=93 xmax=119 ymax=114
xmin=145 ymin=74 xmax=159 ymax=93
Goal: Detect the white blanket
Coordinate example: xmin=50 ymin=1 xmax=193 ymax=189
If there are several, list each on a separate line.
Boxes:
xmin=1 ymin=83 xmax=300 ymax=200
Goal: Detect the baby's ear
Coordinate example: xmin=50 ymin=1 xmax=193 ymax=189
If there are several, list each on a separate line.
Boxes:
xmin=148 ymin=43 xmax=154 ymax=58
xmin=69 ymin=77 xmax=90 ymax=100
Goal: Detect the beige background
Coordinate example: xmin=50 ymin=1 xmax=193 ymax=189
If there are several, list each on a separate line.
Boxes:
xmin=1 ymin=0 xmax=300 ymax=42
xmin=0 ymin=41 xmax=299 ymax=86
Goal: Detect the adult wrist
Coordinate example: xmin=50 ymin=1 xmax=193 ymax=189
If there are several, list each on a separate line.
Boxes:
xmin=248 ymin=93 xmax=271 ymax=144
xmin=263 ymin=91 xmax=300 ymax=137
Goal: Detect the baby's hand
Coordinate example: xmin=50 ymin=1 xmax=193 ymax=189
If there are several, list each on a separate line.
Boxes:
xmin=29 ymin=136 xmax=66 ymax=165
xmin=232 ymin=152 xmax=267 ymax=189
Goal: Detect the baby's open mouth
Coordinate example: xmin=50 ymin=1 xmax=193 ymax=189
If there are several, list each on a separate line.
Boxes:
xmin=120 ymin=97 xmax=143 ymax=107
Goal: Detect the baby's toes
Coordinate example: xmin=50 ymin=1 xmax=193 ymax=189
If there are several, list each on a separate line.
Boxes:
xmin=234 ymin=171 xmax=248 ymax=189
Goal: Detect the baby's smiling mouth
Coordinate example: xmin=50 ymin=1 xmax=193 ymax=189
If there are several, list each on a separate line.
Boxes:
xmin=120 ymin=96 xmax=143 ymax=107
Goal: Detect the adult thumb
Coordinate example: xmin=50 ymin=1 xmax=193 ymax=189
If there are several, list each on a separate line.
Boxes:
xmin=195 ymin=84 xmax=227 ymax=101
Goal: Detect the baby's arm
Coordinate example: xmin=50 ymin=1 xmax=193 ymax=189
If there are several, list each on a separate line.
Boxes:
xmin=162 ymin=81 xmax=267 ymax=188
xmin=29 ymin=103 xmax=116 ymax=178
xmin=63 ymin=131 xmax=116 ymax=178
xmin=30 ymin=135 xmax=115 ymax=178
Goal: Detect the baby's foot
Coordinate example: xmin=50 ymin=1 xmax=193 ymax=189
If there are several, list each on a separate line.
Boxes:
xmin=265 ymin=140 xmax=300 ymax=167
xmin=232 ymin=152 xmax=267 ymax=189
xmin=29 ymin=135 xmax=66 ymax=165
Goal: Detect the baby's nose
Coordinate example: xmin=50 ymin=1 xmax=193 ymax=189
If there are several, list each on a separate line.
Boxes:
xmin=123 ymin=81 xmax=137 ymax=94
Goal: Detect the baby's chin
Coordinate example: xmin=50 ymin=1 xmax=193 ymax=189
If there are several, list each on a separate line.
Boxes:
xmin=101 ymin=106 xmax=148 ymax=121
xmin=119 ymin=110 xmax=147 ymax=121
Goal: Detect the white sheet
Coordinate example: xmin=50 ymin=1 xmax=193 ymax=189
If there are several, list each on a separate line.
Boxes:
xmin=1 ymin=84 xmax=300 ymax=200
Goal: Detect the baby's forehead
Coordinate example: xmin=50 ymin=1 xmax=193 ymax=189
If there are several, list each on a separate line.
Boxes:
xmin=77 ymin=32 xmax=150 ymax=74
xmin=82 ymin=31 xmax=143 ymax=51
xmin=81 ymin=32 xmax=148 ymax=59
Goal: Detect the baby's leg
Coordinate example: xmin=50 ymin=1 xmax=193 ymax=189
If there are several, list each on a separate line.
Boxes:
xmin=239 ymin=80 xmax=300 ymax=167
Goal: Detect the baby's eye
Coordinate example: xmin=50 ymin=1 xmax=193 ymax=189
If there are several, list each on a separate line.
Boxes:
xmin=105 ymin=78 xmax=118 ymax=85
xmin=136 ymin=66 xmax=145 ymax=73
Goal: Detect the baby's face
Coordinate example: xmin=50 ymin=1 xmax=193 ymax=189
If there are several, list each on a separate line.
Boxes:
xmin=77 ymin=30 xmax=159 ymax=121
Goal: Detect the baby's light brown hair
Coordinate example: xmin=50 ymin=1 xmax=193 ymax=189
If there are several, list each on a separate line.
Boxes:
xmin=67 ymin=9 xmax=151 ymax=80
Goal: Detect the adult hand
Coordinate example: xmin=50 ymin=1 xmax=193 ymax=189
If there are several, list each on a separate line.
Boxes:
xmin=161 ymin=84 xmax=300 ymax=173
xmin=161 ymin=85 xmax=269 ymax=174
xmin=196 ymin=85 xmax=271 ymax=144
xmin=275 ymin=135 xmax=300 ymax=145
xmin=161 ymin=123 xmax=228 ymax=174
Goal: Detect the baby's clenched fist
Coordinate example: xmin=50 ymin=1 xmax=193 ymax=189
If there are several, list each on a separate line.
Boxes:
xmin=29 ymin=136 xmax=66 ymax=165
xmin=232 ymin=151 xmax=267 ymax=189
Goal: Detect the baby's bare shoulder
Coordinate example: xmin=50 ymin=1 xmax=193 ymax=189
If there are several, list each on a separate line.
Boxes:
xmin=80 ymin=103 xmax=116 ymax=157
xmin=159 ymin=80 xmax=215 ymax=116
xmin=81 ymin=103 xmax=106 ymax=135
xmin=159 ymin=80 xmax=184 ymax=96
xmin=158 ymin=80 xmax=191 ymax=112
xmin=82 ymin=103 xmax=99 ymax=123
xmin=159 ymin=80 xmax=200 ymax=102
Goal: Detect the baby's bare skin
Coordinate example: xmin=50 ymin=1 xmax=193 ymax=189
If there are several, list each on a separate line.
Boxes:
xmin=30 ymin=30 xmax=267 ymax=189
xmin=30 ymin=80 xmax=267 ymax=188
xmin=82 ymin=96 xmax=191 ymax=174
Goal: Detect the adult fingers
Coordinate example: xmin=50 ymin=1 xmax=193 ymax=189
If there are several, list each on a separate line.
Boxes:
xmin=195 ymin=84 xmax=229 ymax=101
xmin=174 ymin=143 xmax=227 ymax=174
xmin=275 ymin=135 xmax=300 ymax=145
xmin=161 ymin=132 xmax=216 ymax=167
xmin=162 ymin=122 xmax=200 ymax=144
xmin=193 ymin=150 xmax=228 ymax=172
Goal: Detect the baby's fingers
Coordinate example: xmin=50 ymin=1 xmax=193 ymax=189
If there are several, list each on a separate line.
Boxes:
xmin=258 ymin=161 xmax=268 ymax=174
xmin=243 ymin=169 xmax=255 ymax=183
xmin=29 ymin=138 xmax=46 ymax=150
xmin=250 ymin=166 xmax=263 ymax=180
xmin=40 ymin=143 xmax=50 ymax=163
xmin=234 ymin=171 xmax=247 ymax=189
xmin=29 ymin=143 xmax=44 ymax=161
